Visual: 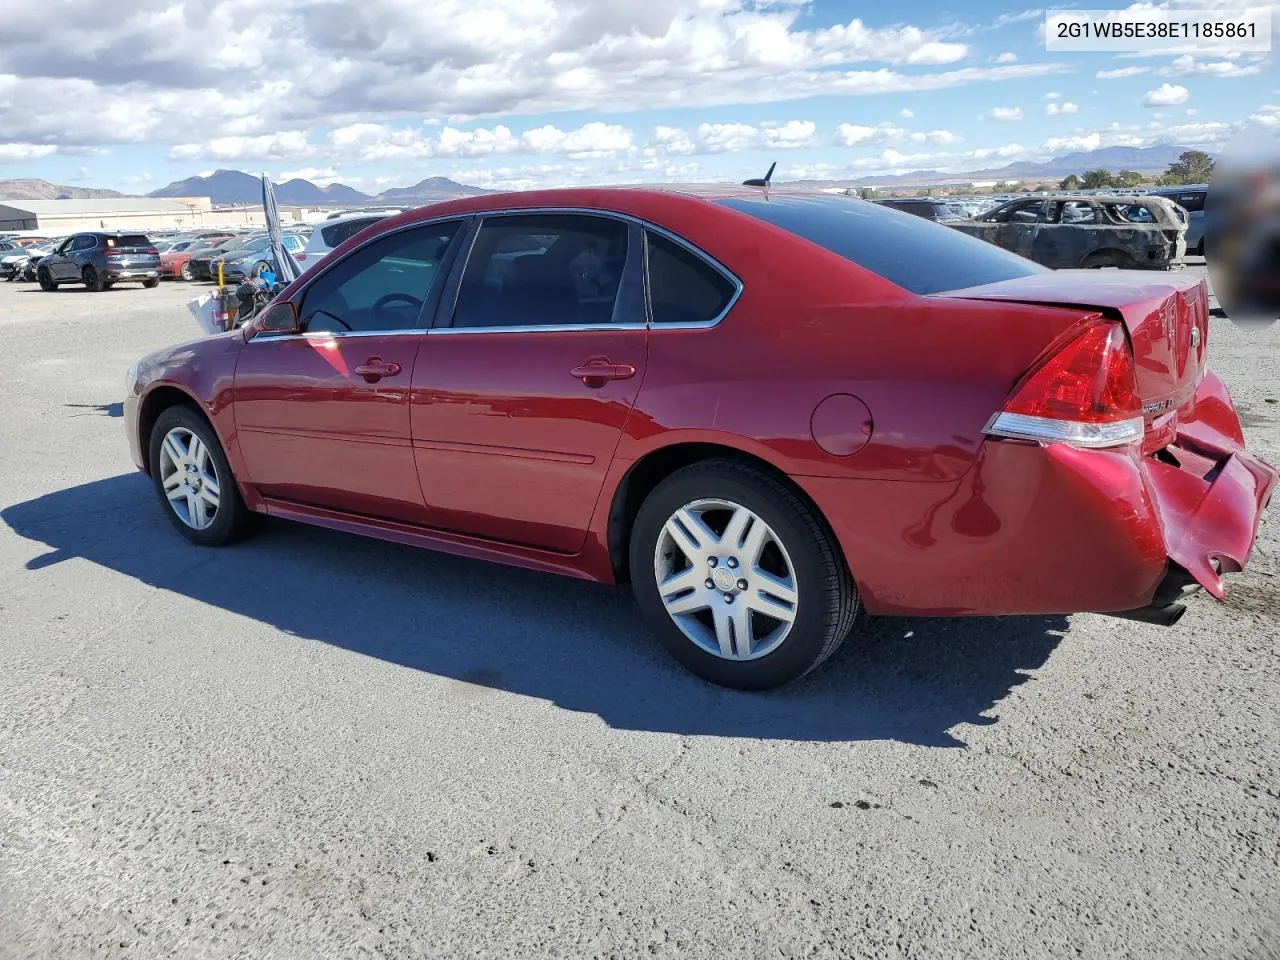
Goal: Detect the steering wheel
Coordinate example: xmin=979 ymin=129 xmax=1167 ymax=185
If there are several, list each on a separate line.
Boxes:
xmin=373 ymin=293 xmax=423 ymax=317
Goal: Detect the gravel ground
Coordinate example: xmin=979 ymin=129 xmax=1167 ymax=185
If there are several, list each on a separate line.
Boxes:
xmin=0 ymin=270 xmax=1277 ymax=960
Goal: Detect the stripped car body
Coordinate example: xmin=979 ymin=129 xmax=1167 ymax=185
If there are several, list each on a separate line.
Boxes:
xmin=949 ymin=194 xmax=1189 ymax=270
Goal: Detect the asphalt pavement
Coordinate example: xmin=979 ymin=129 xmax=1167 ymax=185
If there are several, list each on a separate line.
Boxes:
xmin=0 ymin=269 xmax=1277 ymax=959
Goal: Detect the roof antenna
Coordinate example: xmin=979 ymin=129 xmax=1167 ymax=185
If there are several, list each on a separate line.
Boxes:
xmin=743 ymin=161 xmax=776 ymax=189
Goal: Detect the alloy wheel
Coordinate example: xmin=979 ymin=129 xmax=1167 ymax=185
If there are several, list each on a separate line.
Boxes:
xmin=158 ymin=427 xmax=221 ymax=530
xmin=653 ymin=498 xmax=799 ymax=661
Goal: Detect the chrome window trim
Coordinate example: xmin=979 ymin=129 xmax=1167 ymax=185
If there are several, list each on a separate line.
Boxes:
xmin=438 ymin=207 xmax=743 ymax=334
xmin=254 ymin=206 xmax=743 ymax=342
xmin=640 ymin=222 xmax=743 ymax=330
xmin=251 ymin=328 xmax=430 ymax=342
xmin=428 ymin=322 xmax=649 ymax=336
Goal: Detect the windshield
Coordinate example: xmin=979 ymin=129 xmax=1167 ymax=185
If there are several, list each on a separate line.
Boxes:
xmin=718 ymin=194 xmax=1047 ymax=295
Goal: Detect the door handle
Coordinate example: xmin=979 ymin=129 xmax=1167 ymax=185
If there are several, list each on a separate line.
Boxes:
xmin=571 ymin=358 xmax=636 ymax=386
xmin=354 ymin=358 xmax=402 ymax=382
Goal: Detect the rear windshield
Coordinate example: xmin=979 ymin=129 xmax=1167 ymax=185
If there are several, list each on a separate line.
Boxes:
xmin=718 ymin=194 xmax=1046 ymax=295
xmin=106 ymin=235 xmax=151 ymax=247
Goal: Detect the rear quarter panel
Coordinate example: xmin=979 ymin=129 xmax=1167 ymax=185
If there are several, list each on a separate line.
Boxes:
xmin=618 ymin=205 xmax=1092 ymax=485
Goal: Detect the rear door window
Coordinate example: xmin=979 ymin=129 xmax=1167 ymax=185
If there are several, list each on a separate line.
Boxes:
xmin=718 ymin=194 xmax=1046 ymax=295
xmin=449 ymin=214 xmax=630 ymax=328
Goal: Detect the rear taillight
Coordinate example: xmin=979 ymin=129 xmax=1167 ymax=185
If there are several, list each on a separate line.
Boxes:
xmin=145 ymin=247 xmax=159 ymax=256
xmin=984 ymin=321 xmax=1143 ymax=449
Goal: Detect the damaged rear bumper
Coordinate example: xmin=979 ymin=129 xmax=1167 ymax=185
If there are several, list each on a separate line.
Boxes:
xmin=805 ymin=370 xmax=1275 ymax=619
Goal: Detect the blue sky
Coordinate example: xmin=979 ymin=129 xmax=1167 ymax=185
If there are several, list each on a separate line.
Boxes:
xmin=0 ymin=0 xmax=1274 ymax=193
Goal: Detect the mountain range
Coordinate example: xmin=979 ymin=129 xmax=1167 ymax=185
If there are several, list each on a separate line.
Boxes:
xmin=146 ymin=169 xmax=492 ymax=206
xmin=0 ymin=178 xmax=126 ymax=201
xmin=0 ymin=144 xmax=1201 ymax=206
xmin=792 ymin=144 xmax=1195 ymax=189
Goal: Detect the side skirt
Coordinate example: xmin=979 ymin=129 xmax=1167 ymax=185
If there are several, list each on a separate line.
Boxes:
xmin=260 ymin=496 xmax=600 ymax=582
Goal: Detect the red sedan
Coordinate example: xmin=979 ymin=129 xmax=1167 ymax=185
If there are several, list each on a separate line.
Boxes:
xmin=124 ymin=187 xmax=1276 ymax=689
xmin=159 ymin=235 xmax=233 ymax=280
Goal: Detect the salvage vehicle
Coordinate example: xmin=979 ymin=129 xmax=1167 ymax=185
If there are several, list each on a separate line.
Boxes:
xmin=873 ymin=198 xmax=966 ymax=222
xmin=1147 ymin=185 xmax=1206 ymax=255
xmin=124 ymin=188 xmax=1276 ymax=689
xmin=37 ymin=232 xmax=160 ymax=291
xmin=949 ymin=194 xmax=1188 ymax=269
xmin=0 ymin=244 xmax=32 ymax=280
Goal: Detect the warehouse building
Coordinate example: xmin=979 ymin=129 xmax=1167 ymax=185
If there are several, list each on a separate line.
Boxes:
xmin=0 ymin=197 xmax=312 ymax=233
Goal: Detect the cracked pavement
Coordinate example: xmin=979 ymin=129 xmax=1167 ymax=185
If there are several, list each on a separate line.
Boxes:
xmin=0 ymin=271 xmax=1277 ymax=959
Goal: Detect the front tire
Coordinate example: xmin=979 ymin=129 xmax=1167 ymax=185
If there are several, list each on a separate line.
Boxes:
xmin=629 ymin=460 xmax=859 ymax=689
xmin=37 ymin=269 xmax=55 ymax=291
xmin=148 ymin=406 xmax=258 ymax=547
xmin=180 ymin=262 xmax=193 ymax=281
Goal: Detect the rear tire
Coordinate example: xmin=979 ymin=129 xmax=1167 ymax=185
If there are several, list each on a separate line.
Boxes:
xmin=142 ymin=278 xmax=159 ymax=289
xmin=83 ymin=266 xmax=104 ymax=292
xmin=148 ymin=405 xmax=259 ymax=547
xmin=629 ymin=459 xmax=859 ymax=689
xmin=37 ymin=269 xmax=55 ymax=291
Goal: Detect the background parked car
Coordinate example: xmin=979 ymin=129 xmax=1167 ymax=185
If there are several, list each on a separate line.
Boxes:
xmin=1147 ymin=185 xmax=1206 ymax=255
xmin=186 ymin=235 xmax=263 ymax=282
xmin=37 ymin=232 xmax=161 ymax=291
xmin=0 ymin=245 xmax=32 ymax=280
xmin=215 ymin=233 xmax=306 ymax=283
xmin=159 ymin=237 xmax=225 ymax=280
xmin=948 ymin=194 xmax=1187 ymax=269
xmin=299 ymin=212 xmax=398 ymax=268
xmin=873 ymin=198 xmax=966 ymax=222
xmin=10 ymin=243 xmax=56 ymax=282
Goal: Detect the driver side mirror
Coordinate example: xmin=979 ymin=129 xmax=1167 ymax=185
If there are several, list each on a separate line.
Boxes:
xmin=255 ymin=300 xmax=300 ymax=335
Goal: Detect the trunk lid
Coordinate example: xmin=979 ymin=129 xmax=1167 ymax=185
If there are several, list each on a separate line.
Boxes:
xmin=942 ymin=270 xmax=1209 ymax=448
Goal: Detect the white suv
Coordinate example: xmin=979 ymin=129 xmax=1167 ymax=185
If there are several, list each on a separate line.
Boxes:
xmin=299 ymin=211 xmax=401 ymax=268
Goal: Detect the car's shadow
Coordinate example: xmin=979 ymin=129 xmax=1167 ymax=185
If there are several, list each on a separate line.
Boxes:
xmin=2 ymin=475 xmax=1070 ymax=746
xmin=64 ymin=402 xmax=124 ymax=418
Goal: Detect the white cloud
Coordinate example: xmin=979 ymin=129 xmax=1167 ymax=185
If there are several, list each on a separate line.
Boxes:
xmin=1043 ymin=91 xmax=1061 ymax=100
xmin=0 ymin=4 xmax=1074 ymax=162
xmin=836 ymin=122 xmax=906 ymax=146
xmin=984 ymin=106 xmax=1023 ymax=121
xmin=899 ymin=108 xmax=914 ymax=119
xmin=1186 ymin=108 xmax=1197 ymax=116
xmin=119 ymin=172 xmax=154 ymax=185
xmin=1097 ymin=66 xmax=1151 ymax=80
xmin=1250 ymin=105 xmax=1280 ymax=129
xmin=169 ymin=132 xmax=313 ymax=162
xmin=1142 ymin=83 xmax=1190 ymax=107
xmin=992 ymin=52 xmax=1018 ymax=63
xmin=1160 ymin=55 xmax=1267 ymax=78
xmin=992 ymin=9 xmax=1043 ymax=29
xmin=1045 ymin=101 xmax=1079 ymax=116
xmin=0 ymin=142 xmax=57 ymax=162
